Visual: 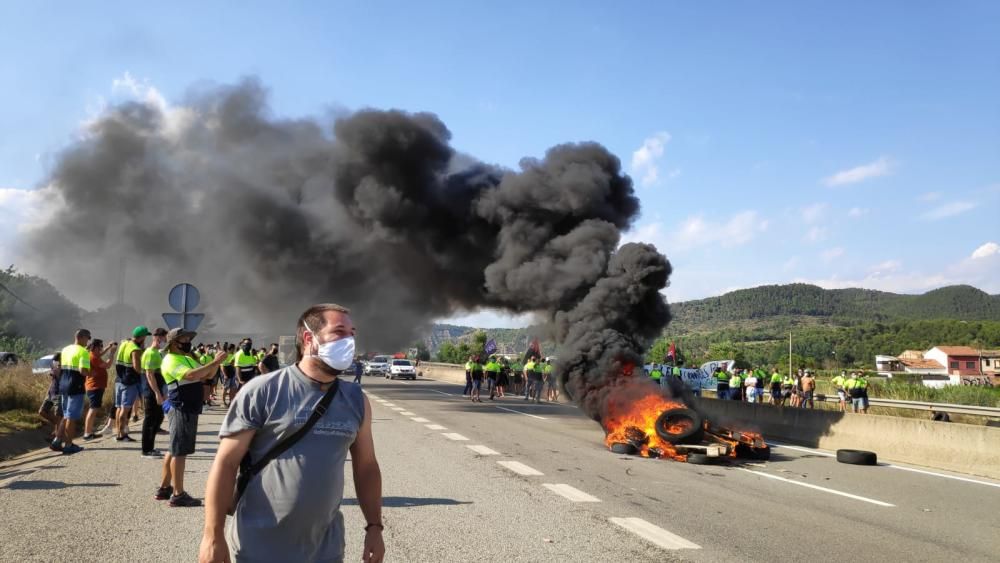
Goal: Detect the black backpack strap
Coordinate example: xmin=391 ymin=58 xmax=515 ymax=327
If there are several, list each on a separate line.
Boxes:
xmin=245 ymin=378 xmax=339 ymax=476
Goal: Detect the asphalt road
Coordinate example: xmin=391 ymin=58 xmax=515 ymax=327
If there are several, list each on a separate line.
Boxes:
xmin=2 ymin=375 xmax=999 ymax=562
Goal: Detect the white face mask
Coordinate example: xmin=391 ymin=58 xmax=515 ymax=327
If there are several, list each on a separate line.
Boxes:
xmin=304 ymin=322 xmax=355 ymax=371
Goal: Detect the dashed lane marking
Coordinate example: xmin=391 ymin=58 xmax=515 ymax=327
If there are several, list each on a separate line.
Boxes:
xmin=425 ymin=424 xmax=446 ymax=430
xmin=442 ymin=433 xmax=469 ymax=441
xmin=497 ymin=461 xmax=543 ymax=476
xmin=467 ymin=445 xmax=499 ymax=456
xmin=383 ymin=403 xmax=397 ymax=407
xmin=428 ymin=390 xmax=453 ymax=396
xmin=399 ymin=411 xmax=415 ymax=416
xmin=410 ymin=417 xmax=429 ymax=423
xmin=542 ymin=483 xmax=601 ymax=502
xmin=738 ymin=468 xmax=895 ymax=507
xmin=495 ymin=406 xmax=548 ymax=420
xmin=390 ymin=407 xmax=405 ymax=411
xmin=609 ymin=517 xmax=701 ymax=550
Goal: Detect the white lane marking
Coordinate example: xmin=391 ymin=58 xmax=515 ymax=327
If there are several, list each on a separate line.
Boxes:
xmin=442 ymin=433 xmax=469 ymax=441
xmin=769 ymin=442 xmax=1000 ymax=489
xmin=495 ymin=406 xmax=548 ymax=420
xmin=428 ymin=390 xmax=453 ymax=396
xmin=374 ymin=399 xmax=387 ymax=403
xmin=366 ymin=394 xmax=380 ymax=399
xmin=399 ymin=411 xmax=415 ymax=416
xmin=882 ymin=463 xmax=1000 ymax=489
xmin=390 ymin=407 xmax=405 ymax=411
xmin=498 ymin=461 xmax=544 ymax=476
xmin=609 ymin=517 xmax=701 ymax=550
xmin=738 ymin=468 xmax=895 ymax=507
xmin=542 ymin=483 xmax=601 ymax=502
xmin=383 ymin=403 xmax=397 ymax=407
xmin=411 ymin=417 xmax=429 ymax=423
xmin=467 ymin=445 xmax=500 ymax=456
xmin=425 ymin=424 xmax=446 ymax=430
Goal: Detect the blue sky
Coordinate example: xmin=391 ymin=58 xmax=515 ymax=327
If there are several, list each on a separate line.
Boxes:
xmin=1 ymin=1 xmax=998 ymax=327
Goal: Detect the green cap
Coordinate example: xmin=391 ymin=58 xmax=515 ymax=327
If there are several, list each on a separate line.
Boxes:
xmin=132 ymin=326 xmax=151 ymax=338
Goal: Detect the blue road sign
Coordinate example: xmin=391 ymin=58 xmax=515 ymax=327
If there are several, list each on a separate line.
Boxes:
xmin=163 ymin=283 xmax=204 ymax=331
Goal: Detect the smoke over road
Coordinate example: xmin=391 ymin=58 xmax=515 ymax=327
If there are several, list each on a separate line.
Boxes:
xmin=23 ymin=78 xmax=673 ymax=420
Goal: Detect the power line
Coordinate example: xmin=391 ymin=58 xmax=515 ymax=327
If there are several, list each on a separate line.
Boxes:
xmin=0 ymin=279 xmax=41 ymax=312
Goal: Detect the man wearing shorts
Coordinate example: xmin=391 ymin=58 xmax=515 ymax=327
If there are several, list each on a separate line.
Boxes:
xmin=83 ymin=339 xmax=115 ymax=440
xmin=469 ymin=356 xmax=484 ymax=403
xmin=831 ymin=371 xmax=847 ymax=412
xmin=158 ymin=328 xmax=228 ymax=507
xmin=55 ymin=329 xmax=92 ymax=454
xmin=800 ymin=370 xmax=816 ymax=409
xmin=769 ymin=369 xmax=782 ymax=405
xmin=114 ymin=326 xmax=150 ymax=442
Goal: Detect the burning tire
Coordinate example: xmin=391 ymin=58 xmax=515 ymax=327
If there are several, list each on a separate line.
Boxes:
xmin=836 ymin=449 xmax=877 ymax=466
xmin=610 ymin=442 xmax=639 ymax=455
xmin=654 ymin=408 xmax=704 ymax=445
xmin=686 ymin=453 xmax=717 ymax=465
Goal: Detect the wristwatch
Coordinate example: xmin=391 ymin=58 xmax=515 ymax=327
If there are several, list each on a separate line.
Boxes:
xmin=365 ymin=523 xmax=384 ymax=532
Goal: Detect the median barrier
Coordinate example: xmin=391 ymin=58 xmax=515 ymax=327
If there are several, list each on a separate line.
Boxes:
xmin=415 ymin=362 xmax=466 ymax=386
xmin=693 ymin=397 xmax=1000 ymax=480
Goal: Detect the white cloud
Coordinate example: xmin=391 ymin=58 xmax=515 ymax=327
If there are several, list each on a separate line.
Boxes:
xmin=630 ymin=132 xmax=671 ymax=188
xmin=672 ymin=210 xmax=769 ymax=250
xmin=801 ymin=202 xmax=828 ymax=223
xmin=111 ymin=71 xmax=167 ymax=112
xmin=821 ymin=247 xmax=845 ymax=263
xmin=823 ymin=156 xmax=894 ymax=187
xmin=918 ymin=191 xmax=942 ymax=202
xmin=805 ymin=226 xmax=827 ymax=243
xmin=919 ymin=201 xmax=977 ymax=221
xmin=847 ymin=207 xmax=869 ymax=218
xmin=869 ymin=259 xmax=902 ymax=274
xmin=972 ymin=242 xmax=1000 ymax=260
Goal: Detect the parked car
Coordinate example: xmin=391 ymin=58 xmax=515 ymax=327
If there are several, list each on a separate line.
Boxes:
xmin=32 ymin=354 xmax=56 ymax=375
xmin=387 ymin=359 xmax=417 ymax=380
xmin=365 ymin=355 xmax=390 ymax=376
xmin=0 ymin=352 xmax=19 ymax=367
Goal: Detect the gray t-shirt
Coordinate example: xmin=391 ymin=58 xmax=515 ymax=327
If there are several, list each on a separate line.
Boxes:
xmin=220 ymin=365 xmax=366 ymax=563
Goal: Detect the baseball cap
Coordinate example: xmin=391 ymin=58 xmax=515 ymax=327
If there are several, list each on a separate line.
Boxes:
xmin=132 ymin=326 xmax=151 ymax=338
xmin=166 ymin=327 xmax=197 ymax=342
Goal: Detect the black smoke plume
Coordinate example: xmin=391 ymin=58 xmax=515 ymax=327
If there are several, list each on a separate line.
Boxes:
xmin=23 ymin=78 xmax=673 ymax=421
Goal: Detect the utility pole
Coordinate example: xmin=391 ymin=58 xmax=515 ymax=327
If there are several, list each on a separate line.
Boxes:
xmin=114 ymin=257 xmax=126 ymax=341
xmin=788 ymin=332 xmax=792 ymax=378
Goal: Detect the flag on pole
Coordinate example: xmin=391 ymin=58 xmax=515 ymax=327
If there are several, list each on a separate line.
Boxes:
xmin=523 ymin=337 xmax=541 ymax=361
xmin=667 ymin=342 xmax=676 ymax=359
xmin=484 ymin=339 xmax=497 ymax=356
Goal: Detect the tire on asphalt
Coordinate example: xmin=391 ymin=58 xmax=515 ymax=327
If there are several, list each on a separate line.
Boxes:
xmin=836 ymin=449 xmax=878 ymax=465
xmin=686 ymin=453 xmax=717 ymax=465
xmin=654 ymin=408 xmax=705 ymax=445
xmin=610 ymin=442 xmax=639 ymax=455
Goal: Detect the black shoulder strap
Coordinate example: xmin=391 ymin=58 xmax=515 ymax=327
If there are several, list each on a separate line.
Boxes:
xmin=247 ymin=378 xmax=340 ymax=475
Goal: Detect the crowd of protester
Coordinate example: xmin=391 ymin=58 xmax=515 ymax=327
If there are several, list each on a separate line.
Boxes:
xmin=459 ymin=354 xmax=558 ymax=403
xmin=38 ymin=326 xmax=282 ymax=506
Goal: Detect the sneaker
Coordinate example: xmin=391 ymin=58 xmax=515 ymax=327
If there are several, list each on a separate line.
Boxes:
xmin=141 ymin=450 xmax=164 ymax=458
xmin=82 ymin=433 xmax=97 ymax=441
xmin=157 ymin=428 xmax=168 ymax=435
xmin=154 ymin=485 xmax=174 ymax=500
xmin=169 ymin=492 xmax=203 ymax=507
xmin=49 ymin=440 xmax=63 ymax=452
xmin=62 ymin=444 xmax=84 ymax=455
xmin=116 ymin=435 xmax=136 ymax=442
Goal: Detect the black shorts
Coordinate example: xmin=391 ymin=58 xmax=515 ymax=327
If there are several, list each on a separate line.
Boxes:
xmin=86 ymin=389 xmax=105 ymax=409
xmin=169 ymin=411 xmax=199 ymax=456
xmin=40 ymin=396 xmax=63 ymax=418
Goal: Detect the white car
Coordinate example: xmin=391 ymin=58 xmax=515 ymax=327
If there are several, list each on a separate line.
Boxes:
xmin=365 ymin=355 xmax=390 ymax=376
xmin=32 ymin=354 xmax=56 ymax=375
xmin=387 ymin=359 xmax=417 ymax=380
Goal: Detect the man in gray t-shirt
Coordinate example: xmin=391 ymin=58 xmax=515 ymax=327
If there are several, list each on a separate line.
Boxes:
xmin=200 ymin=304 xmax=384 ymax=563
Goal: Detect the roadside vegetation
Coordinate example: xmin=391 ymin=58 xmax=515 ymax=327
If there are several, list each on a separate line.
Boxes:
xmin=0 ymin=365 xmax=47 ymax=435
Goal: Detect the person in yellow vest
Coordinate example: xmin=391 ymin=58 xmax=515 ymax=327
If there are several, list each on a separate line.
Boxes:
xmin=714 ymin=367 xmax=729 ymax=400
xmin=463 ymin=357 xmax=474 ymax=396
xmin=114 ymin=326 xmax=150 ymax=442
xmin=845 ymin=372 xmax=869 ymax=414
xmin=157 ymin=328 xmax=228 ymax=507
xmin=54 ymin=329 xmax=92 ymax=454
xmin=484 ymin=356 xmax=501 ymax=400
xmin=831 ymin=370 xmax=848 ymax=412
xmin=140 ymin=328 xmax=168 ymax=458
xmin=234 ymin=339 xmax=260 ymax=387
xmin=523 ymin=357 xmax=538 ymax=400
xmin=780 ymin=373 xmax=795 ymax=406
xmin=649 ymin=364 xmax=663 ymax=385
xmin=544 ymin=359 xmax=558 ymax=402
xmin=769 ymin=369 xmax=783 ymax=405
xmin=468 ymin=356 xmax=485 ymax=403
xmin=729 ymin=371 xmax=743 ymax=401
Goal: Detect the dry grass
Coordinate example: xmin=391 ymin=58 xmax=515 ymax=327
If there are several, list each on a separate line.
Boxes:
xmin=0 ymin=364 xmax=49 ymax=435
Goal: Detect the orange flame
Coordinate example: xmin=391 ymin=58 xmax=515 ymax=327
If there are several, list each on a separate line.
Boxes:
xmin=603 ymin=393 xmax=688 ymax=460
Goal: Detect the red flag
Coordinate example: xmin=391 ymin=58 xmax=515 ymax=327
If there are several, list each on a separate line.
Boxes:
xmin=667 ymin=342 xmax=676 ymax=359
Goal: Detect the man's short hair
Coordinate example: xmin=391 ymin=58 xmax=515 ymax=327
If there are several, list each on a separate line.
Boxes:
xmin=295 ymin=303 xmax=351 ymax=361
xmin=75 ymin=329 xmax=91 ymax=340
